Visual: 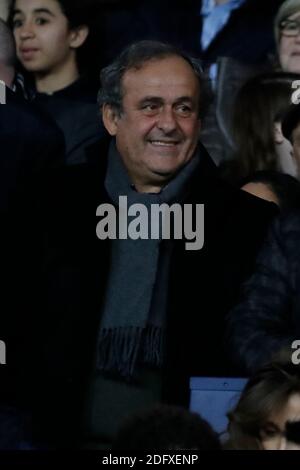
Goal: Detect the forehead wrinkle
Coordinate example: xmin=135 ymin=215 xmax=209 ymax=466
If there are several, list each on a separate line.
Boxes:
xmin=122 ymin=79 xmax=199 ymax=104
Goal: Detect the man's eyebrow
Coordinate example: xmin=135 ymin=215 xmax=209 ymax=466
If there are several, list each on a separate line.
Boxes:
xmin=13 ymin=8 xmax=55 ymax=16
xmin=139 ymin=97 xmax=163 ymax=103
xmin=139 ymin=96 xmax=195 ymax=104
xmin=174 ymin=96 xmax=195 ymax=103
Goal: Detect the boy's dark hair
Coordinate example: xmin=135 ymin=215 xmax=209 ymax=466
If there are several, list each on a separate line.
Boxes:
xmin=112 ymin=405 xmax=221 ymax=450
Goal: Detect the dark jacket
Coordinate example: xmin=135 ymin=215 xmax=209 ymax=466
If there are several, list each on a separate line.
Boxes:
xmin=12 ymin=138 xmax=276 ymax=447
xmin=0 ymin=87 xmax=65 ymax=212
xmin=32 ymin=78 xmax=106 ymax=165
xmin=226 ymin=211 xmax=300 ymax=375
xmin=0 ymin=87 xmax=65 ymax=414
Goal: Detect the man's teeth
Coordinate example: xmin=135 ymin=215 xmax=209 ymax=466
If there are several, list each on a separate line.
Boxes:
xmin=150 ymin=140 xmax=178 ymax=146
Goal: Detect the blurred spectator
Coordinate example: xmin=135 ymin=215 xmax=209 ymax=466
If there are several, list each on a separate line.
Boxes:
xmin=219 ymin=72 xmax=299 ymax=185
xmin=113 ymin=405 xmax=221 ymax=450
xmin=226 ymin=210 xmax=300 ymax=374
xmin=0 ymin=16 xmax=64 ymax=211
xmin=199 ymin=0 xmax=284 ymax=165
xmin=200 ymin=0 xmax=282 ymax=66
xmin=241 ymin=171 xmax=300 ymax=209
xmin=275 ymin=0 xmax=300 ymax=74
xmin=8 ymin=0 xmax=106 ymax=165
xmin=226 ymin=361 xmax=300 ymax=450
xmin=0 ymin=17 xmax=65 ymax=449
xmin=283 ymin=101 xmax=300 ymax=176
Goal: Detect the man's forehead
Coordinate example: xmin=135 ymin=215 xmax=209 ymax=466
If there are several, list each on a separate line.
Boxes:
xmin=121 ymin=56 xmax=200 ymax=97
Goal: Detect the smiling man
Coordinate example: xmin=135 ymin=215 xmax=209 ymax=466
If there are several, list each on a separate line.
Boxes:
xmin=18 ymin=41 xmax=278 ymax=449
xmin=102 ymin=54 xmax=202 ymax=193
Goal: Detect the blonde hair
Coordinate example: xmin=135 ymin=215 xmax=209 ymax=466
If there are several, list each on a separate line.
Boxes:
xmin=274 ymin=0 xmax=300 ymax=45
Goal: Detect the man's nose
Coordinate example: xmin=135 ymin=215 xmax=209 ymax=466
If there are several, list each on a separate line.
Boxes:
xmin=157 ymin=107 xmax=177 ymax=133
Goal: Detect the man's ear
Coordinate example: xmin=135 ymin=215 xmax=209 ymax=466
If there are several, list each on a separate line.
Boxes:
xmin=102 ymin=104 xmax=120 ymax=136
xmin=69 ymin=25 xmax=89 ymax=49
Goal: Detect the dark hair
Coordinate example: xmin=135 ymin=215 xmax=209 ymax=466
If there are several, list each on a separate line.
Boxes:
xmin=227 ymin=362 xmax=300 ymax=450
xmin=112 ymin=405 xmax=221 ymax=450
xmin=231 ymin=72 xmax=300 ymax=178
xmin=241 ymin=170 xmax=300 ymax=210
xmin=98 ymin=40 xmax=212 ymax=119
xmin=8 ymin=0 xmax=94 ymax=29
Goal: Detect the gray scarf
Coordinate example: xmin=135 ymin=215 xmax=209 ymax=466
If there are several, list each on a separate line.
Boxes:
xmin=96 ymin=140 xmax=200 ymax=378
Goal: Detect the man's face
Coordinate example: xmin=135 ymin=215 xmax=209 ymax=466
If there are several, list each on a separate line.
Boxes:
xmin=291 ymin=122 xmax=300 ymax=176
xmin=103 ymin=56 xmax=201 ymax=193
xmin=279 ymin=12 xmax=300 ymax=73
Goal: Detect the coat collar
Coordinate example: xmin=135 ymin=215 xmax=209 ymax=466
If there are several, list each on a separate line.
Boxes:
xmin=85 ymin=136 xmax=221 ymax=201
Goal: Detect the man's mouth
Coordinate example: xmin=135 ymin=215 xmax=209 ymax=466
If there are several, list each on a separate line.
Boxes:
xmin=148 ymin=140 xmax=180 ymax=147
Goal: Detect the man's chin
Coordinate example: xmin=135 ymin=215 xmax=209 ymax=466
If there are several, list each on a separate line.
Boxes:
xmin=150 ymin=168 xmax=176 ymax=181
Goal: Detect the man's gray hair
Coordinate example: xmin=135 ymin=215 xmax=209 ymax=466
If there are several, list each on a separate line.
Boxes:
xmin=98 ymin=40 xmax=211 ymax=119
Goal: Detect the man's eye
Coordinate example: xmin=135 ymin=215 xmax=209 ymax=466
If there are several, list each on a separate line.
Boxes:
xmin=143 ymin=104 xmax=158 ymax=110
xmin=141 ymin=104 xmax=159 ymax=114
xmin=176 ymin=105 xmax=192 ymax=116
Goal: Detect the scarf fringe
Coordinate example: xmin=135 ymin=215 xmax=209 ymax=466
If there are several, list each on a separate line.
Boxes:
xmin=97 ymin=326 xmax=163 ymax=378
